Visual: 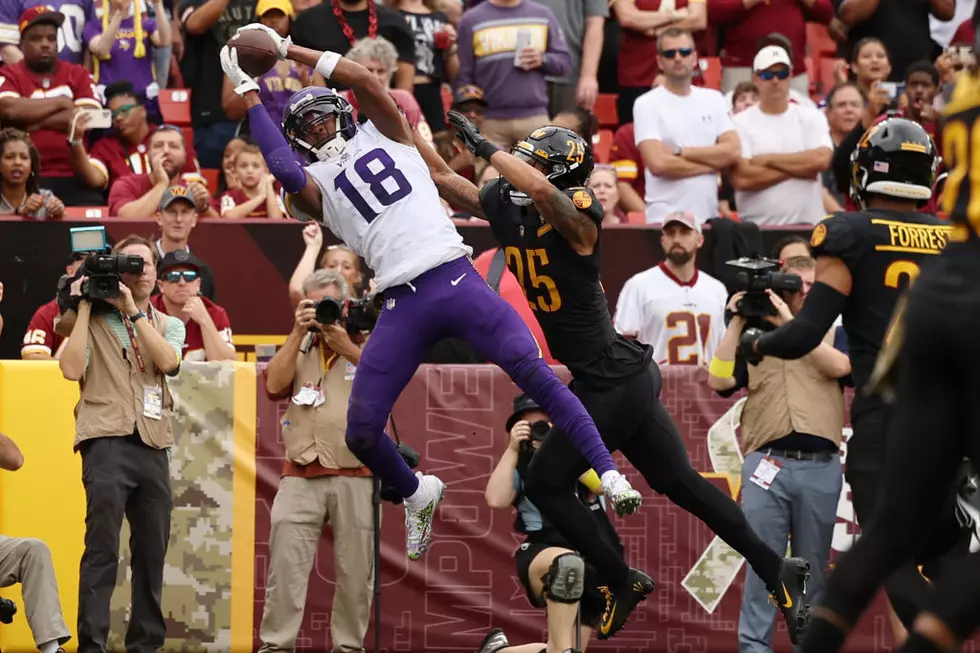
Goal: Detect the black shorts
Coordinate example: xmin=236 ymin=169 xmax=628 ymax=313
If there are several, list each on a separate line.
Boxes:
xmin=413 ymin=82 xmax=447 ymax=133
xmin=847 ymin=409 xmax=887 ymax=527
xmin=514 ymin=535 xmax=607 ymax=628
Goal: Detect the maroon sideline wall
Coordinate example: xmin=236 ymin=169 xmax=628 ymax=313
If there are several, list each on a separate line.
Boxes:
xmin=252 ymin=364 xmax=941 ymax=653
xmin=0 ymin=219 xmax=808 ymax=360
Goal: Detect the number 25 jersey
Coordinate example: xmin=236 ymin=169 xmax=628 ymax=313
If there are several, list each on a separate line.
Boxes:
xmin=302 ymin=121 xmax=471 ymax=291
xmin=479 ymin=178 xmax=652 ymax=383
xmin=810 ymin=209 xmax=951 ymax=414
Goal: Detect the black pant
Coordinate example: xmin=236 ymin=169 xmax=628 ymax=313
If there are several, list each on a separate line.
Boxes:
xmin=524 ymin=362 xmax=783 ymax=589
xmin=77 ymin=435 xmax=172 ymax=653
xmin=810 ymin=246 xmax=980 ymax=641
xmin=40 ymin=175 xmax=106 ymax=207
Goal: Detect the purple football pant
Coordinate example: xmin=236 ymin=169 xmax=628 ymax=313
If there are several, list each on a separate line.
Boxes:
xmin=344 ymin=256 xmax=617 ymax=498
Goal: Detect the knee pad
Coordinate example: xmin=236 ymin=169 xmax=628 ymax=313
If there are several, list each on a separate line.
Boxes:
xmin=542 ymin=552 xmax=585 ymax=604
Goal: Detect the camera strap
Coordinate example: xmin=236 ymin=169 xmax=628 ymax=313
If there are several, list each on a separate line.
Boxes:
xmin=123 ymin=312 xmax=152 ymax=374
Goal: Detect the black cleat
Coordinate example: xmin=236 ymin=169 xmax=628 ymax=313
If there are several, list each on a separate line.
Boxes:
xmin=596 ymin=568 xmax=656 ymax=640
xmin=475 ymin=627 xmax=510 ymax=653
xmin=770 ymin=557 xmax=811 ymax=644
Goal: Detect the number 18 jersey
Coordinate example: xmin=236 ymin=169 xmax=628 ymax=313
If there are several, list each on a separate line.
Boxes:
xmin=304 ymin=121 xmax=471 ymax=291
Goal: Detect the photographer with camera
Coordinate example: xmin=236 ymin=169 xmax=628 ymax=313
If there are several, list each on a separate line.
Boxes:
xmin=477 ymin=394 xmax=620 ymax=653
xmin=0 ymin=430 xmax=71 ymax=653
xmin=707 ymin=255 xmax=850 ymax=653
xmin=259 ymin=268 xmax=376 ymax=653
xmin=58 ymin=234 xmax=184 ymax=653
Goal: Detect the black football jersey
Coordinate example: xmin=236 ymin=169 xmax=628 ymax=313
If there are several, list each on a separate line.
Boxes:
xmin=479 ymin=178 xmax=652 ymax=382
xmin=810 ymin=209 xmax=952 ymax=416
xmin=942 ymin=72 xmax=980 ymax=246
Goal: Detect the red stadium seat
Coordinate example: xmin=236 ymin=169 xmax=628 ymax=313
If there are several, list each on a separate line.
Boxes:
xmin=442 ymin=85 xmax=453 ymax=115
xmin=594 ymin=93 xmax=618 ymax=128
xmin=819 ymin=58 xmax=846 ymax=96
xmin=201 ymin=168 xmax=220 ymax=192
xmin=625 ymin=211 xmax=646 ymax=225
xmin=159 ymin=88 xmax=192 ymax=126
xmin=699 ymin=57 xmax=722 ymax=90
xmin=181 ymin=126 xmax=194 ymax=148
xmin=64 ymin=206 xmax=109 ymax=219
xmin=593 ymin=129 xmax=613 ymax=163
xmin=806 ymin=22 xmax=836 ymax=58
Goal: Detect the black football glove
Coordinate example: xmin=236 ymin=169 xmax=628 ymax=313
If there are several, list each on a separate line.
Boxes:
xmin=739 ymin=328 xmax=765 ymax=366
xmin=447 ymin=110 xmax=499 ymax=162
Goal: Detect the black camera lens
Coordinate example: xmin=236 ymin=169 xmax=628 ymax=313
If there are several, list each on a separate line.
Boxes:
xmin=529 ymin=420 xmax=551 ymax=440
xmin=315 ymin=298 xmax=344 ymax=325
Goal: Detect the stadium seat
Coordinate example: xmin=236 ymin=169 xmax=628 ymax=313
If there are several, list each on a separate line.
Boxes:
xmin=201 ymin=168 xmax=220 ymax=192
xmin=159 ymin=88 xmax=192 ymax=126
xmin=805 ymin=56 xmax=817 ymax=95
xmin=594 ymin=93 xmax=618 ymax=128
xmin=181 ymin=126 xmax=194 ymax=148
xmin=594 ymin=129 xmax=613 ymax=163
xmin=64 ymin=206 xmax=109 ymax=219
xmin=625 ymin=211 xmax=646 ymax=225
xmin=806 ymin=22 xmax=836 ymax=58
xmin=699 ymin=57 xmax=722 ymax=90
xmin=819 ymin=58 xmax=846 ymax=96
xmin=442 ymin=85 xmax=453 ymax=115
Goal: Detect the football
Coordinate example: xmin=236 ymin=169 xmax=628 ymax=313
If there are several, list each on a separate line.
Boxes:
xmin=228 ymin=29 xmax=279 ymax=78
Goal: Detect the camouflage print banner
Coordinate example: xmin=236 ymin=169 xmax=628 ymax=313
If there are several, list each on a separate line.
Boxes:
xmin=109 ymin=362 xmax=237 ymax=653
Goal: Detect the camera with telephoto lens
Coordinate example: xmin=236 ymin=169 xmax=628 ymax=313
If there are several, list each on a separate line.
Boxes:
xmin=726 ymin=256 xmax=802 ymax=331
xmin=61 ymin=226 xmax=144 ymax=304
xmin=519 ymin=420 xmax=552 ymax=456
xmin=0 ymin=596 xmax=16 ymax=624
xmin=313 ymin=294 xmax=381 ymax=335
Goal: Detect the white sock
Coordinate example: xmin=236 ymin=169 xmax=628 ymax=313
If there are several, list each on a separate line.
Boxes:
xmin=404 ymin=474 xmax=428 ymax=510
xmin=39 ymin=640 xmax=60 ymax=653
xmin=600 ymin=470 xmax=622 ymax=491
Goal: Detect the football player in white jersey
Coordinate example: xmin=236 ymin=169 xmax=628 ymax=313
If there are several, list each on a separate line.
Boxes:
xmin=219 ymin=25 xmax=640 ymax=561
xmin=614 ymin=211 xmax=727 ymax=366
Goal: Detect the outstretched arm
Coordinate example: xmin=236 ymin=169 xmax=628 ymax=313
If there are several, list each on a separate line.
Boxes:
xmin=411 ymin=128 xmax=486 ymax=218
xmin=487 ymin=149 xmax=598 ymax=255
xmin=285 ymin=44 xmax=411 ymax=146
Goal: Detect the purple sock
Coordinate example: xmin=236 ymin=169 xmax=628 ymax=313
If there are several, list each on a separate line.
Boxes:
xmin=347 ymin=427 xmax=420 ymax=498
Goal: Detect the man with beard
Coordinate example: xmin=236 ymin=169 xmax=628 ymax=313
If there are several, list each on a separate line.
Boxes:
xmin=418 ymin=116 xmax=812 ymax=642
xmin=0 ymin=6 xmax=105 ymax=206
xmin=108 ymin=126 xmax=216 ymax=218
xmin=613 ymin=210 xmax=727 ymax=367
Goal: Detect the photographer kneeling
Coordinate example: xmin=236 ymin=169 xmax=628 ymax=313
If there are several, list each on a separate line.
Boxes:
xmin=58 ymin=235 xmax=184 ymax=653
xmin=478 ymin=395 xmax=622 ymax=653
xmin=260 ymin=269 xmax=375 ymax=653
xmin=0 ymin=431 xmax=71 ymax=653
xmin=707 ymin=256 xmax=850 ymax=653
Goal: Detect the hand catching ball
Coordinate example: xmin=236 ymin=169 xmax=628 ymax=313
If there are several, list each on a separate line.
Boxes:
xmin=227 ymin=29 xmax=279 ymax=78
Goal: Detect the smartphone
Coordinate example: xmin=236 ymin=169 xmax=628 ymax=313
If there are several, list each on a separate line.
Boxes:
xmin=81 ymin=108 xmax=112 ymax=129
xmin=879 ymin=81 xmax=900 ymax=100
xmin=514 ymin=28 xmax=532 ymax=67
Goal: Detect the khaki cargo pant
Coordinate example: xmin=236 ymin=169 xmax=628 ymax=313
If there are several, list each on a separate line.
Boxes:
xmin=0 ymin=535 xmax=71 ymax=648
xmin=258 ymin=475 xmax=375 ymax=653
xmin=481 ymin=114 xmax=552 ymax=150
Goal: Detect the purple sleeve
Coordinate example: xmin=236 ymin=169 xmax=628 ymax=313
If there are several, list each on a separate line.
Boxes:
xmin=82 ymin=18 xmax=100 ymax=45
xmin=144 ymin=17 xmax=158 ymax=35
xmin=0 ymin=0 xmax=23 ymax=46
xmin=540 ymin=8 xmax=571 ymax=78
xmin=453 ymin=15 xmax=475 ymax=89
xmin=248 ymin=104 xmax=307 ymax=194
xmin=84 ymin=0 xmax=96 ymax=23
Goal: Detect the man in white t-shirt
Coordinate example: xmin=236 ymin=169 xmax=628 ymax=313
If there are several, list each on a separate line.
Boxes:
xmin=633 ymin=28 xmax=740 ymax=226
xmin=729 ymin=45 xmax=833 ymax=226
xmin=613 ymin=210 xmax=728 ymax=366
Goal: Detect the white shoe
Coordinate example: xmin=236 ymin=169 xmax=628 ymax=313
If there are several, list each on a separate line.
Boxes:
xmin=603 ymin=472 xmax=642 ymax=516
xmin=405 ymin=472 xmax=445 ymax=560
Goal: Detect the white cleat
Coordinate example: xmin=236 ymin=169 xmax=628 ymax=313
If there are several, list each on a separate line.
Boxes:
xmin=604 ymin=472 xmax=643 ymax=516
xmin=405 ymin=472 xmax=445 ymax=560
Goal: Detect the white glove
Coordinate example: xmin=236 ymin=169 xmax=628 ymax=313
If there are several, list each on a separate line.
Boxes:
xmin=236 ymin=23 xmax=291 ymax=60
xmin=220 ymin=45 xmax=260 ymax=96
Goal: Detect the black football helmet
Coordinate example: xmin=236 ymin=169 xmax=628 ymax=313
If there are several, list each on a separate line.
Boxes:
xmin=508 ymin=126 xmax=593 ymax=205
xmin=851 ymin=117 xmax=939 ymax=209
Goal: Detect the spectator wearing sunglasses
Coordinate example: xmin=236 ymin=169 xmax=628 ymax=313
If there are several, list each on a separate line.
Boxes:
xmin=152 ymin=186 xmax=217 ymax=300
xmin=729 ymin=45 xmax=832 ymax=226
xmin=150 ymin=250 xmax=235 ymax=361
xmin=71 ymin=81 xmax=201 ymax=192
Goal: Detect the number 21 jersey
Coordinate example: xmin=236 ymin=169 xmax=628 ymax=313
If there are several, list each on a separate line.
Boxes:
xmin=303 ymin=121 xmax=471 ymax=291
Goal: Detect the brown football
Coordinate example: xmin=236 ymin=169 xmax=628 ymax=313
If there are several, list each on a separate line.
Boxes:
xmin=228 ymin=29 xmax=278 ymax=78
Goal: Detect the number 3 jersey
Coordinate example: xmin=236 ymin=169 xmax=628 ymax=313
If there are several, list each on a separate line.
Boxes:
xmin=613 ymin=263 xmax=727 ymax=367
xmin=479 ymin=177 xmax=652 ymax=384
xmin=809 ymin=209 xmax=950 ymax=415
xmin=300 ymin=121 xmax=471 ymax=291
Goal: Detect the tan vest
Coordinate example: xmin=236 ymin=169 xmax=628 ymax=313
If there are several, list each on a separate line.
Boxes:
xmin=740 ymin=330 xmax=845 ymax=453
xmin=73 ymin=309 xmax=175 ymax=450
xmin=280 ymin=342 xmax=363 ymax=470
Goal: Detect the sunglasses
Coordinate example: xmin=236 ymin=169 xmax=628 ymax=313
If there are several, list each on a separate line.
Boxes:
xmin=660 ymin=47 xmax=694 ymax=59
xmin=111 ymin=103 xmax=140 ymax=118
xmin=758 ymin=68 xmax=791 ymax=81
xmin=161 ymin=270 xmax=199 ymax=283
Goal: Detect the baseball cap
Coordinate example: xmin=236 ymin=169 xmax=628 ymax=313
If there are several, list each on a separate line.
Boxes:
xmin=256 ymin=0 xmax=294 ymax=17
xmin=505 ymin=393 xmax=542 ymax=432
xmin=453 ymin=85 xmax=487 ymax=107
xmin=753 ymin=45 xmax=792 ymax=73
xmin=159 ymin=185 xmax=195 ymax=211
xmin=661 ymin=210 xmax=701 ymax=233
xmin=157 ymin=250 xmax=205 ymax=278
xmin=19 ymin=5 xmax=65 ymax=35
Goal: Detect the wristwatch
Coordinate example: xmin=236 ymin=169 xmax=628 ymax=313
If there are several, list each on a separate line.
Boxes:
xmin=129 ymin=311 xmax=146 ymax=323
